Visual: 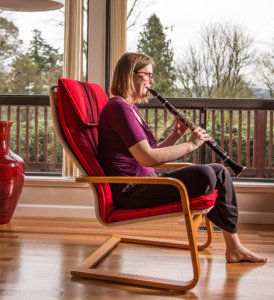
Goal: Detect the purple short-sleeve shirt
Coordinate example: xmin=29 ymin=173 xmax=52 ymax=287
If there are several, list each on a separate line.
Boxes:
xmin=98 ymin=97 xmax=156 ymax=177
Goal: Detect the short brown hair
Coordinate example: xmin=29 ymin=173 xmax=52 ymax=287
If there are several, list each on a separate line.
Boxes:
xmin=110 ymin=52 xmax=154 ymax=100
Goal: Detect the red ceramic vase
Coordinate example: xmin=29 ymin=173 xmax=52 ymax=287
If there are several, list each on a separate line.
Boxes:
xmin=0 ymin=121 xmax=25 ymax=224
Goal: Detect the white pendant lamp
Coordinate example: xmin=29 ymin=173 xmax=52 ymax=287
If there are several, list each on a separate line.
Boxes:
xmin=0 ymin=0 xmax=64 ymax=12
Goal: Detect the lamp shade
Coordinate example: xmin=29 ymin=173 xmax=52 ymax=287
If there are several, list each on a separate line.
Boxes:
xmin=0 ymin=0 xmax=64 ymax=12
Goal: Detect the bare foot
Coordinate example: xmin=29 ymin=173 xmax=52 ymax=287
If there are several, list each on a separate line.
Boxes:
xmin=222 ymin=230 xmax=267 ymax=263
xmin=226 ymin=244 xmax=267 ymax=263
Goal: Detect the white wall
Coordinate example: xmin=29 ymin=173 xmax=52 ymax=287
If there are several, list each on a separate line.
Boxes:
xmin=87 ymin=0 xmax=106 ymax=87
xmin=14 ymin=177 xmax=95 ymax=218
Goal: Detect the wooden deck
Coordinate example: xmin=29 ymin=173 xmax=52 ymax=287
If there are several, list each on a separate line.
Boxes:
xmin=1 ymin=216 xmax=274 ymax=299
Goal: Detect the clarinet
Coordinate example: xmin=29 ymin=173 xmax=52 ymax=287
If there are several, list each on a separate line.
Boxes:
xmin=148 ymin=88 xmax=245 ymax=177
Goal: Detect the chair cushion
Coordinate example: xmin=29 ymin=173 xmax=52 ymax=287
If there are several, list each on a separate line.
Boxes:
xmin=57 ymin=78 xmax=115 ymax=221
xmin=57 ymin=78 xmax=217 ymax=224
xmin=107 ymin=190 xmax=217 ymax=223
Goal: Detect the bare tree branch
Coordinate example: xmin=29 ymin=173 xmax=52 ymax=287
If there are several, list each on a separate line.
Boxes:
xmin=177 ymin=22 xmax=255 ymax=98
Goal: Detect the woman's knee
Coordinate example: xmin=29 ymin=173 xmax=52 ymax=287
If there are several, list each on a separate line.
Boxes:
xmin=208 ymin=163 xmax=233 ymax=189
xmin=185 ymin=165 xmax=217 ymax=195
xmin=198 ymin=165 xmax=217 ymax=189
xmin=163 ymin=164 xmax=218 ymax=196
xmin=209 ymin=163 xmax=227 ymax=171
xmin=209 ymin=163 xmax=231 ymax=177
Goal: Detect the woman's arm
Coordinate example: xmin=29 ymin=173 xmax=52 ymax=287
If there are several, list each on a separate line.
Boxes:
xmin=129 ymin=127 xmax=211 ymax=167
xmin=157 ymin=119 xmax=189 ymax=148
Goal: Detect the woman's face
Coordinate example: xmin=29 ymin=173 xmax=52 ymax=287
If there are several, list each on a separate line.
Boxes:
xmin=132 ymin=63 xmax=154 ymax=101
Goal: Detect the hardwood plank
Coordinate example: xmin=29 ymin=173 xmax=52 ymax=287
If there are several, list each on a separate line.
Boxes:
xmin=0 ymin=216 xmax=274 ymax=299
xmin=72 ymin=267 xmax=194 ymax=291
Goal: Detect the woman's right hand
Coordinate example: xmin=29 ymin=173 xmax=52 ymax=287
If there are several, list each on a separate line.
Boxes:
xmin=187 ymin=127 xmax=211 ymax=150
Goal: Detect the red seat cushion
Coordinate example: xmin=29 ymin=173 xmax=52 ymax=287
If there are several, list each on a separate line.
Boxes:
xmin=108 ymin=190 xmax=217 ymax=223
xmin=57 ymin=78 xmax=217 ymax=224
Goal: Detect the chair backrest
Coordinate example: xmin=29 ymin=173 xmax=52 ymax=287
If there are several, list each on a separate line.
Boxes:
xmin=51 ymin=78 xmax=116 ymax=222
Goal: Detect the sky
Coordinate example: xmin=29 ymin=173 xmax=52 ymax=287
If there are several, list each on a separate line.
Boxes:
xmin=127 ymin=0 xmax=274 ymax=60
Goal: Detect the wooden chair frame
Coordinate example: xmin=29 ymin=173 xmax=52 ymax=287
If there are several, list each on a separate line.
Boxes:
xmin=50 ymin=86 xmax=213 ymax=292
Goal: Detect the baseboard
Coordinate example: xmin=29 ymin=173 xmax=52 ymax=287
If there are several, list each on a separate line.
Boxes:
xmin=238 ymin=211 xmax=274 ymax=225
xmin=14 ymin=204 xmax=95 ymax=218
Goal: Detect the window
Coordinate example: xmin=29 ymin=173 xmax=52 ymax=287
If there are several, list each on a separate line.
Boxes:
xmin=127 ymin=0 xmax=274 ymax=99
xmin=0 ymin=8 xmax=64 ymax=95
xmin=0 ymin=2 xmax=89 ymax=176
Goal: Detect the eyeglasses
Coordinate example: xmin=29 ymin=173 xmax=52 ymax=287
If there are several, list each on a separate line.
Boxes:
xmin=135 ymin=72 xmax=154 ymax=80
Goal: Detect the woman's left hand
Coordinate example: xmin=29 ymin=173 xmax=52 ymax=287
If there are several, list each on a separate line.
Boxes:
xmin=172 ymin=119 xmax=189 ymax=138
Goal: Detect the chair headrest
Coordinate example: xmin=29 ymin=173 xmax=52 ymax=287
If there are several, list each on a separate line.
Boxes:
xmin=57 ymin=78 xmax=108 ymax=126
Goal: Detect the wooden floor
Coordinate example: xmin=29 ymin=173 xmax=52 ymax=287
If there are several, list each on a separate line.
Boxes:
xmin=1 ymin=216 xmax=274 ymax=300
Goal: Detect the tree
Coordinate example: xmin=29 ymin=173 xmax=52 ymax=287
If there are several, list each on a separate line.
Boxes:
xmin=177 ymin=23 xmax=255 ymax=98
xmin=0 ymin=16 xmax=23 ymax=93
xmin=6 ymin=29 xmax=63 ymax=94
xmin=0 ymin=18 xmax=63 ymax=95
xmin=8 ymin=54 xmax=38 ymax=94
xmin=137 ymin=13 xmax=177 ymax=96
xmin=256 ymin=42 xmax=274 ymax=98
xmin=26 ymin=29 xmax=63 ymax=93
xmin=127 ymin=0 xmax=157 ymax=30
xmin=127 ymin=0 xmax=140 ymax=30
xmin=0 ymin=16 xmax=22 ymax=62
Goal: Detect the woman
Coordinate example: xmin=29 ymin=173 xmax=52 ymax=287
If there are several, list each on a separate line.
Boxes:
xmin=98 ymin=52 xmax=266 ymax=263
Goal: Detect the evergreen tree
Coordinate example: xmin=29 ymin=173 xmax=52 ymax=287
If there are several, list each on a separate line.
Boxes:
xmin=8 ymin=54 xmax=37 ymax=94
xmin=26 ymin=29 xmax=63 ymax=93
xmin=137 ymin=14 xmax=176 ymax=96
xmin=0 ymin=22 xmax=63 ymax=94
xmin=28 ymin=29 xmax=62 ymax=73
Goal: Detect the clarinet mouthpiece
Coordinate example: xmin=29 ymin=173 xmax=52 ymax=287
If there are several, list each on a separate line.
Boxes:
xmin=148 ymin=88 xmax=158 ymax=97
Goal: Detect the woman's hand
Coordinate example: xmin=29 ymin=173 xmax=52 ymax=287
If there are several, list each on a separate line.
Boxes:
xmin=172 ymin=119 xmax=189 ymax=139
xmin=187 ymin=126 xmax=211 ymax=150
xmin=158 ymin=119 xmax=190 ymax=148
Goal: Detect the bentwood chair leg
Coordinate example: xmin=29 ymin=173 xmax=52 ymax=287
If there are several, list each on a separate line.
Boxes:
xmin=182 ymin=214 xmax=213 ymax=250
xmin=197 ymin=216 xmax=213 ymax=250
xmin=71 ymin=213 xmax=203 ymax=291
xmin=71 ymin=235 xmax=201 ymax=291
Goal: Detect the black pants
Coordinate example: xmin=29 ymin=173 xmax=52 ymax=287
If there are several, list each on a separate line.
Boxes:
xmin=111 ymin=163 xmax=238 ymax=233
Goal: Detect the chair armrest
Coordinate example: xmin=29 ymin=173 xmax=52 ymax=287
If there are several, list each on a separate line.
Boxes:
xmin=154 ymin=162 xmax=194 ymax=169
xmin=75 ymin=175 xmax=192 ymax=214
xmin=76 ymin=175 xmax=187 ymax=188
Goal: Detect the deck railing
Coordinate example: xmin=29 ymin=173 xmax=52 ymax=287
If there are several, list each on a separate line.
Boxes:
xmin=138 ymin=97 xmax=274 ymax=179
xmin=0 ymin=95 xmax=62 ymax=175
xmin=0 ymin=95 xmax=273 ymax=178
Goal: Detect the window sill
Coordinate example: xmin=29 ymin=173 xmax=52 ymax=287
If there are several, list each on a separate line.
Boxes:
xmin=233 ymin=181 xmax=274 ymax=193
xmin=24 ymin=176 xmax=274 ymax=192
xmin=24 ymin=176 xmax=89 ymax=188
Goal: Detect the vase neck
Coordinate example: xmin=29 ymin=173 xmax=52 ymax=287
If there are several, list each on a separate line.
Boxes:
xmin=0 ymin=122 xmax=12 ymax=154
